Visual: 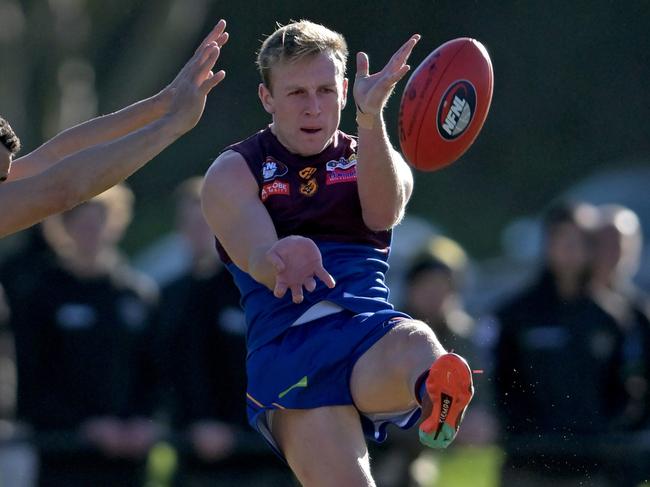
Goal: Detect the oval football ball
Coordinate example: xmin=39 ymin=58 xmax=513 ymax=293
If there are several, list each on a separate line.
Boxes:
xmin=398 ymin=37 xmax=494 ymax=171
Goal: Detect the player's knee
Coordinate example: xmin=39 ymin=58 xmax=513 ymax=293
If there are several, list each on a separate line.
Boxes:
xmin=387 ymin=320 xmax=443 ymax=371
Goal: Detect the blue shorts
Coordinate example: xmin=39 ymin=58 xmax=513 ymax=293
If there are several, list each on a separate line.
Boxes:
xmin=245 ymin=309 xmax=422 ymax=459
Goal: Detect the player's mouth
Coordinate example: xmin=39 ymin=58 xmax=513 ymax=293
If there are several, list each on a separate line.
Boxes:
xmin=300 ymin=127 xmax=322 ymax=134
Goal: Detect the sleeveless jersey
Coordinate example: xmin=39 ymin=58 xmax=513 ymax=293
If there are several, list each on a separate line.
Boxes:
xmin=216 ymin=127 xmax=397 ymax=353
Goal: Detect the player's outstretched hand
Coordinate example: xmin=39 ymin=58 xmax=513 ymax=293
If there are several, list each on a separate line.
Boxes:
xmin=353 ymin=34 xmax=420 ymax=116
xmin=165 ymin=19 xmax=229 ymax=133
xmin=266 ymin=236 xmax=336 ymax=304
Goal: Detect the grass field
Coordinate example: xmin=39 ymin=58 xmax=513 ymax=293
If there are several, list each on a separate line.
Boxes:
xmin=145 ymin=442 xmax=505 ymax=487
xmin=430 ymin=446 xmax=504 ymax=487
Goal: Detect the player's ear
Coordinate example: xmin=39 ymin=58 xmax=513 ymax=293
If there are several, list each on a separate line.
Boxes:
xmin=258 ymin=83 xmax=274 ymax=114
xmin=341 ymin=77 xmax=348 ymax=110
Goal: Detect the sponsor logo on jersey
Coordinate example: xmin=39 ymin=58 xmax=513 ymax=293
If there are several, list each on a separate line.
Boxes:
xmin=261 ymin=157 xmax=288 ymax=182
xmin=326 ymin=154 xmax=357 ymax=171
xmin=437 ymin=80 xmax=476 ymax=140
xmin=325 ymin=155 xmax=357 ymax=185
xmin=299 ymin=167 xmax=317 ymax=180
xmin=261 ymin=180 xmax=290 ymax=201
xmin=300 ymin=178 xmax=318 ymax=196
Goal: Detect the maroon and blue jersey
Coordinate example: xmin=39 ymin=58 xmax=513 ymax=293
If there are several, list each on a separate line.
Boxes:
xmin=216 ymin=127 xmax=398 ymax=353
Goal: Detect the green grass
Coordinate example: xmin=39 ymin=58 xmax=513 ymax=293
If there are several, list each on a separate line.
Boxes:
xmin=144 ymin=441 xmax=505 ymax=487
xmin=144 ymin=442 xmax=177 ymax=487
xmin=430 ymin=446 xmax=504 ymax=487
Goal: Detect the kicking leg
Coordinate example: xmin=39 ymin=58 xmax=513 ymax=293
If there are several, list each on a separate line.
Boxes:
xmin=272 ymin=405 xmax=375 ymax=487
xmin=350 ymin=319 xmax=474 ymax=448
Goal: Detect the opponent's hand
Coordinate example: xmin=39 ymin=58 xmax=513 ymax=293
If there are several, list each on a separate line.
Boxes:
xmin=265 ymin=236 xmax=336 ymax=304
xmin=165 ymin=19 xmax=229 ymax=133
xmin=353 ymin=34 xmax=420 ymax=116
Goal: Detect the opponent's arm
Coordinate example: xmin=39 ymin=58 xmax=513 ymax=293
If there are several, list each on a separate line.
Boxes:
xmin=8 ymin=21 xmax=229 ymax=182
xmin=353 ymin=35 xmax=419 ymax=231
xmin=0 ymin=24 xmax=226 ymax=238
xmin=201 ymin=151 xmax=334 ymax=303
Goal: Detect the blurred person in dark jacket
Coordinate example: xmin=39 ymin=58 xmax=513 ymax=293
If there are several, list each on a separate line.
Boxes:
xmin=10 ymin=184 xmax=161 ymax=487
xmin=157 ymin=177 xmax=294 ymax=487
xmin=591 ymin=205 xmax=650 ymax=425
xmin=590 ymin=205 xmax=650 ymax=484
xmin=493 ymin=201 xmax=634 ymax=487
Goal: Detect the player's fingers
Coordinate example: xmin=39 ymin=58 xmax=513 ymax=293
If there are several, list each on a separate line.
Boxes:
xmin=290 ymin=285 xmax=304 ymax=304
xmin=200 ymin=70 xmax=226 ymax=94
xmin=216 ymin=32 xmax=229 ymax=47
xmin=356 ymin=52 xmax=370 ymax=78
xmin=196 ymin=45 xmax=221 ymax=82
xmin=273 ymin=281 xmax=288 ymax=299
xmin=387 ymin=64 xmax=411 ymax=84
xmin=387 ymin=34 xmax=420 ymax=70
xmin=187 ymin=42 xmax=217 ymax=78
xmin=315 ymin=267 xmax=336 ymax=288
xmin=304 ymin=277 xmax=317 ymax=293
xmin=196 ymin=19 xmax=227 ymax=54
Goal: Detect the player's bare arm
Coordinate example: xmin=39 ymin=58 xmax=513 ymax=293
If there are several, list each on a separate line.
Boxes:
xmin=353 ymin=35 xmax=419 ymax=231
xmin=202 ymin=151 xmax=334 ymax=304
xmin=8 ymin=21 xmax=229 ymax=182
xmin=0 ymin=21 xmax=227 ymax=238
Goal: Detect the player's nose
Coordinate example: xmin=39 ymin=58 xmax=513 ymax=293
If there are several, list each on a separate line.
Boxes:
xmin=304 ymin=93 xmax=321 ymax=116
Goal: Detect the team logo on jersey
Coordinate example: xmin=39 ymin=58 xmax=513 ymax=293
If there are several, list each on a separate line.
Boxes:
xmin=300 ymin=178 xmax=318 ymax=196
xmin=326 ymin=155 xmax=357 ymax=185
xmin=261 ymin=180 xmax=290 ymax=202
xmin=299 ymin=167 xmax=317 ymax=180
xmin=437 ymin=80 xmax=476 ymax=140
xmin=261 ymin=157 xmax=288 ymax=182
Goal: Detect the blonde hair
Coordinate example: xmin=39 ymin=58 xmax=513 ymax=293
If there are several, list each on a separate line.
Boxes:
xmin=257 ymin=20 xmax=348 ymax=90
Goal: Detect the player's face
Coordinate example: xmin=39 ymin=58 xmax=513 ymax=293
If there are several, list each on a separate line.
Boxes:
xmin=259 ymin=52 xmax=348 ymax=157
xmin=0 ymin=145 xmax=12 ymax=182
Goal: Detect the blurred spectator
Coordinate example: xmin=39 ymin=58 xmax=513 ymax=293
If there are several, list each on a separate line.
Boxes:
xmin=9 ymin=184 xmax=161 ymax=486
xmin=590 ymin=205 xmax=650 ymax=483
xmin=157 ymin=177 xmax=294 ymax=487
xmin=0 ymin=227 xmax=54 ymax=487
xmin=493 ymin=201 xmax=636 ymax=487
xmin=373 ymin=236 xmax=495 ymax=487
xmin=592 ymin=204 xmax=645 ymax=297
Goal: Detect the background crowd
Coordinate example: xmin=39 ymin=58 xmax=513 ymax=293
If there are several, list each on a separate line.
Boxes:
xmin=1 ymin=183 xmax=649 ymax=487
